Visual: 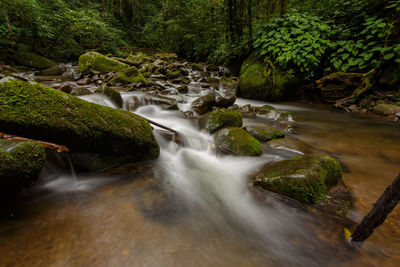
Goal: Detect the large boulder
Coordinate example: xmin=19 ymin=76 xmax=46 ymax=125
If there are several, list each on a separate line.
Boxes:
xmin=251 ymin=155 xmax=342 ymax=203
xmin=191 ymin=93 xmax=216 ymax=115
xmin=243 ymin=126 xmax=284 ymax=142
xmin=205 ymin=109 xmax=243 ymax=134
xmin=214 ymin=127 xmax=262 ymax=156
xmin=0 ymin=79 xmax=159 ymax=162
xmin=0 ymin=139 xmax=46 ymax=191
xmin=101 ymin=86 xmax=123 ymax=108
xmin=78 ymin=52 xmax=129 ymax=74
xmin=108 ymin=67 xmax=147 ymax=85
xmin=13 ymin=52 xmax=56 ymax=70
xmin=238 ymin=53 xmax=302 ymax=101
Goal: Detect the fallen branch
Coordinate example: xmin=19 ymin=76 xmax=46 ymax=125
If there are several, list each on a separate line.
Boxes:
xmin=350 ymin=173 xmax=400 ymax=244
xmin=0 ymin=132 xmax=69 ymax=152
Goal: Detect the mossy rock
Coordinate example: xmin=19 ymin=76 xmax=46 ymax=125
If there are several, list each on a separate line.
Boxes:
xmin=243 ymin=126 xmax=284 ymax=142
xmin=0 ymin=139 xmax=46 ymax=191
xmin=108 ymin=67 xmax=147 ymax=85
xmin=102 ymin=86 xmax=123 ymax=108
xmin=238 ymin=53 xmax=302 ymax=101
xmin=35 ymin=64 xmax=66 ymax=76
xmin=0 ymin=79 xmax=159 ymax=163
xmin=206 ymin=109 xmax=243 ymax=134
xmin=251 ymin=155 xmax=343 ymax=204
xmin=214 ymin=127 xmax=262 ymax=156
xmin=191 ymin=63 xmax=204 ymax=71
xmin=177 ymin=85 xmax=188 ymax=94
xmin=78 ymin=52 xmax=129 ymax=74
xmin=168 ymin=70 xmax=181 ymax=79
xmin=13 ymin=52 xmax=56 ymax=70
xmin=192 ymin=93 xmax=216 ymax=115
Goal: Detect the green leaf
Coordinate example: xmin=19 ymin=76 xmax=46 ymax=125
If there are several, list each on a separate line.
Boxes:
xmin=383 ymin=53 xmax=395 ymax=60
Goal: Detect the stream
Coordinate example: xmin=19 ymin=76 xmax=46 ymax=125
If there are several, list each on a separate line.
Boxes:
xmin=0 ymin=65 xmax=399 ymax=267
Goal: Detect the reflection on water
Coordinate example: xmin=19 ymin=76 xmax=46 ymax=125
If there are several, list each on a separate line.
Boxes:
xmin=0 ymin=93 xmax=399 ymax=265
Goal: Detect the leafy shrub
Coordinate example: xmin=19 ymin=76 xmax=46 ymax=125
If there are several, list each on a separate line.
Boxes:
xmin=254 ymin=12 xmax=332 ymax=79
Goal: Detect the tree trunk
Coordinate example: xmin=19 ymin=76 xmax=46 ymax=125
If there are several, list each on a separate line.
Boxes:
xmin=350 ymin=173 xmax=400 ymax=243
xmin=4 ymin=15 xmax=14 ymax=42
xmin=247 ymin=0 xmax=252 ymax=52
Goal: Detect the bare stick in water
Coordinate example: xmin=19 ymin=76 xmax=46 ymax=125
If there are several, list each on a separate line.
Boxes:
xmin=0 ymin=132 xmax=69 ymax=152
xmin=350 ymin=173 xmax=400 ymax=243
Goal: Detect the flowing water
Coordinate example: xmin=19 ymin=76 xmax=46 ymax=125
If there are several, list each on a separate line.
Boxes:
xmin=0 ymin=68 xmax=399 ymax=266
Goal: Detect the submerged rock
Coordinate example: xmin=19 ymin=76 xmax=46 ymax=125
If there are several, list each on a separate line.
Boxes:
xmin=0 ymin=139 xmax=46 ymax=191
xmin=108 ymin=67 xmax=147 ymax=85
xmin=243 ymin=126 xmax=284 ymax=142
xmin=192 ymin=93 xmax=216 ymax=115
xmin=0 ymin=79 xmax=159 ymax=163
xmin=13 ymin=52 xmax=56 ymax=70
xmin=78 ymin=52 xmax=129 ymax=74
xmin=264 ymin=137 xmax=319 ymax=156
xmin=206 ymin=109 xmax=243 ymax=134
xmin=251 ymin=155 xmax=342 ymax=203
xmin=214 ymin=127 xmax=262 ymax=156
xmin=372 ymin=103 xmax=400 ymax=116
xmin=256 ymin=105 xmax=294 ymax=122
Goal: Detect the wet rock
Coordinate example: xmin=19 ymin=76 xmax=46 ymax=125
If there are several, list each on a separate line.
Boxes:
xmin=214 ymin=127 xmax=262 ymax=156
xmin=13 ymin=52 xmax=56 ymax=70
xmin=313 ymin=184 xmax=354 ymax=217
xmin=172 ymin=77 xmax=190 ymax=84
xmin=256 ymin=105 xmax=294 ymax=122
xmin=0 ymin=79 xmax=159 ymax=162
xmin=251 ymin=154 xmax=343 ymax=203
xmin=127 ymin=96 xmax=140 ymax=111
xmin=205 ymin=109 xmax=243 ymax=134
xmin=35 ymin=64 xmax=67 ymax=76
xmin=102 ymin=86 xmax=123 ymax=108
xmin=77 ymin=78 xmax=92 ymax=85
xmin=192 ymin=93 xmax=216 ymax=115
xmin=168 ymin=70 xmax=181 ymax=79
xmin=78 ymin=52 xmax=129 ymax=74
xmin=177 ymin=85 xmax=188 ymax=94
xmin=243 ymin=126 xmax=284 ymax=142
xmin=206 ymin=65 xmax=219 ymax=72
xmin=264 ymin=137 xmax=319 ymax=156
xmin=70 ymin=87 xmax=92 ymax=96
xmin=372 ymin=103 xmax=400 ymax=116
xmin=215 ymin=92 xmax=236 ymax=108
xmin=108 ymin=67 xmax=147 ymax=85
xmin=58 ymin=84 xmax=72 ymax=94
xmin=0 ymin=139 xmax=46 ymax=191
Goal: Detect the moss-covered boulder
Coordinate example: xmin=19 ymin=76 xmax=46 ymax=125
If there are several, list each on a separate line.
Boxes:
xmin=243 ymin=126 xmax=284 ymax=142
xmin=108 ymin=67 xmax=147 ymax=85
xmin=0 ymin=79 xmax=159 ymax=162
xmin=192 ymin=93 xmax=216 ymax=115
xmin=214 ymin=127 xmax=262 ymax=156
xmin=13 ymin=52 xmax=56 ymax=70
xmin=78 ymin=52 xmax=129 ymax=74
xmin=206 ymin=109 xmax=243 ymax=134
xmin=238 ymin=53 xmax=302 ymax=101
xmin=0 ymin=139 xmax=46 ymax=190
xmin=251 ymin=155 xmax=342 ymax=203
xmin=35 ymin=64 xmax=67 ymax=76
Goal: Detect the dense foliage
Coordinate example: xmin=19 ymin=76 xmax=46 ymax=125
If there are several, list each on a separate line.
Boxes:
xmin=0 ymin=0 xmax=399 ymax=79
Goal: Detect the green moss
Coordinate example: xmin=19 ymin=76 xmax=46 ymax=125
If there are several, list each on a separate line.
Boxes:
xmin=78 ymin=52 xmax=129 ymax=74
xmin=215 ymin=127 xmax=262 ymax=156
xmin=206 ymin=109 xmax=243 ymax=134
xmin=0 ymin=139 xmax=46 ymax=190
xmin=13 ymin=52 xmax=56 ymax=70
xmin=244 ymin=126 xmax=284 ymax=142
xmin=0 ymin=79 xmax=159 ymax=160
xmin=238 ymin=54 xmax=302 ymax=101
xmin=253 ymin=155 xmax=343 ymax=203
xmin=108 ymin=67 xmax=147 ymax=85
xmin=168 ymin=70 xmax=181 ymax=79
